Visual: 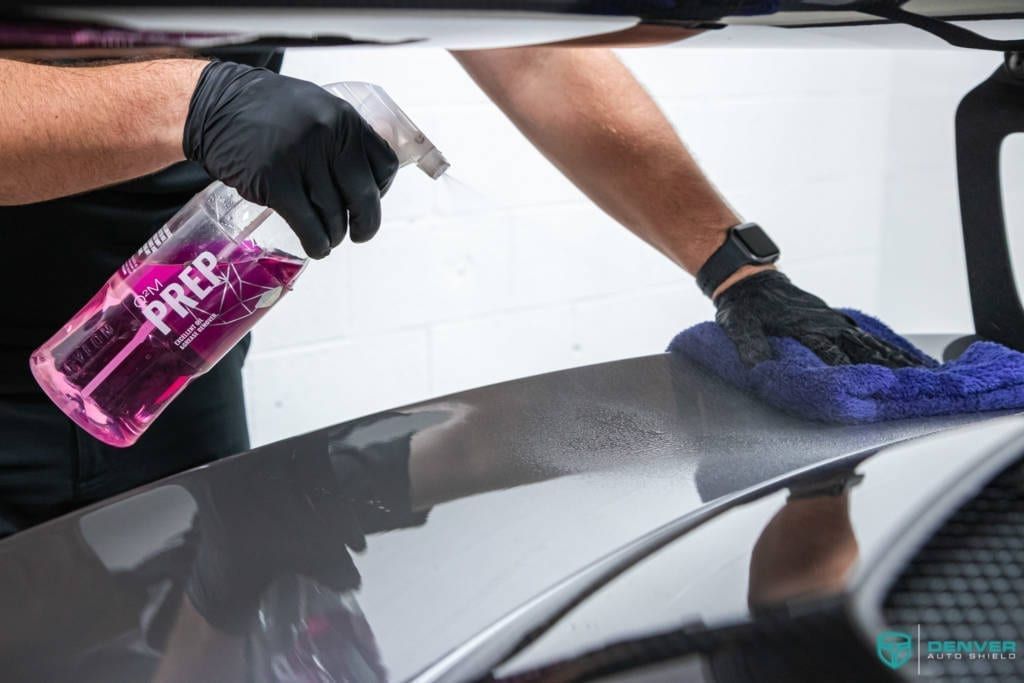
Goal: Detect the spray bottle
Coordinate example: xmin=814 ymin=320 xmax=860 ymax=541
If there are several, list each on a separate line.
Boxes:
xmin=30 ymin=82 xmax=448 ymax=448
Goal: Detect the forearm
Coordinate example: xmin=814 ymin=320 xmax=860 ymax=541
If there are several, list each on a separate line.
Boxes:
xmin=453 ymin=47 xmax=740 ymax=276
xmin=0 ymin=58 xmax=206 ymax=204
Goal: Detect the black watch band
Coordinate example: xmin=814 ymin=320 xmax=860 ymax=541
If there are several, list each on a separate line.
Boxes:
xmin=695 ymin=222 xmax=780 ymax=298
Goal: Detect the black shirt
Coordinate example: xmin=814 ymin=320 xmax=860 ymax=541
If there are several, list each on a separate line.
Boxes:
xmin=0 ymin=50 xmax=282 ymax=394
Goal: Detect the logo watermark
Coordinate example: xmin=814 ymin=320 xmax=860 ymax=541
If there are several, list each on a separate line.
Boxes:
xmin=877 ymin=631 xmax=913 ymax=670
xmin=876 ymin=627 xmax=1018 ymax=675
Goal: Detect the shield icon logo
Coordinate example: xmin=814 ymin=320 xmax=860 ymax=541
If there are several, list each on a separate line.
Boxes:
xmin=877 ymin=631 xmax=913 ymax=670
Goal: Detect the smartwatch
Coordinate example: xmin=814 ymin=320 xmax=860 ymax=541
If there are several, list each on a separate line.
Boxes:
xmin=696 ymin=222 xmax=780 ymax=298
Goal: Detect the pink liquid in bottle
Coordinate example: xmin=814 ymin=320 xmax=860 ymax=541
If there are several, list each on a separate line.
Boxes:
xmin=31 ymin=196 xmax=307 ymax=448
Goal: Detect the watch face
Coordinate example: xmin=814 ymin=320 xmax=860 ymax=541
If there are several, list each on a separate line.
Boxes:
xmin=734 ymin=224 xmax=779 ymax=259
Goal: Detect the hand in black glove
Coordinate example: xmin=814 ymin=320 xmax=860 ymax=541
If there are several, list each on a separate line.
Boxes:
xmin=184 ymin=61 xmax=399 ymax=259
xmin=714 ymin=270 xmax=923 ymax=368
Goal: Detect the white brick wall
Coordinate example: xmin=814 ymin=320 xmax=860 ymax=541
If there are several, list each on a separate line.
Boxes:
xmin=242 ymin=42 xmax=1005 ymax=446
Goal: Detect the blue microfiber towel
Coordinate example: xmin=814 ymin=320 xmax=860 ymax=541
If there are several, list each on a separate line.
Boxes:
xmin=668 ymin=309 xmax=1024 ymax=424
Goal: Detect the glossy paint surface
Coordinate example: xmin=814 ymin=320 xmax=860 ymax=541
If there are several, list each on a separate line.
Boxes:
xmin=495 ymin=415 xmax=1024 ymax=680
xmin=0 ymin=348 xmax=1003 ymax=682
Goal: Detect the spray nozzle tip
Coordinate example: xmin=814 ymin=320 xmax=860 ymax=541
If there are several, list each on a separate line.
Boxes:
xmin=417 ymin=148 xmax=450 ymax=180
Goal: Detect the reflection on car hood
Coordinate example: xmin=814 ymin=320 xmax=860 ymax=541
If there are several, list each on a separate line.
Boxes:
xmin=0 ymin=352 xmax=1003 ymax=682
xmin=491 ymin=415 xmax=1024 ymax=681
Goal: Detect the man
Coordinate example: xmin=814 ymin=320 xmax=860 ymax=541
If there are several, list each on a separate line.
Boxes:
xmin=0 ymin=46 xmax=915 ymax=537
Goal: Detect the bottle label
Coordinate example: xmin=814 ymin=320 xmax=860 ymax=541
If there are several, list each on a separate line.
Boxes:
xmin=117 ymin=241 xmax=301 ymax=356
xmin=133 ymin=251 xmax=222 ymax=338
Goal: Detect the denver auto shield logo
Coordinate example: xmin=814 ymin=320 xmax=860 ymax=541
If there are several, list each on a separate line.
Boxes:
xmin=877 ymin=631 xmax=913 ymax=670
xmin=876 ymin=628 xmax=1018 ymax=674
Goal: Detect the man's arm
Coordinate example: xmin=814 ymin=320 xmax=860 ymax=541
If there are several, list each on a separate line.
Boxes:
xmin=453 ymin=47 xmax=766 ymax=296
xmin=456 ymin=47 xmax=921 ymax=368
xmin=0 ymin=58 xmax=397 ymax=258
xmin=0 ymin=58 xmax=206 ymax=204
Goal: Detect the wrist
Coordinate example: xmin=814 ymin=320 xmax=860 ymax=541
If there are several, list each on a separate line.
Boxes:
xmin=676 ymin=217 xmax=741 ymax=276
xmin=712 ymin=263 xmax=777 ymax=301
xmin=695 ymin=222 xmax=780 ymax=299
xmin=156 ymin=59 xmax=209 ymax=163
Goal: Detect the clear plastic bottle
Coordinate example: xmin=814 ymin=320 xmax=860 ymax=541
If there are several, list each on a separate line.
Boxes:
xmin=30 ymin=82 xmax=447 ymax=448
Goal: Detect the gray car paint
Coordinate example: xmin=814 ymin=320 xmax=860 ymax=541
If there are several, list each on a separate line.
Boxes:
xmin=0 ymin=342 xmax=1005 ymax=682
xmin=491 ymin=415 xmax=1024 ymax=680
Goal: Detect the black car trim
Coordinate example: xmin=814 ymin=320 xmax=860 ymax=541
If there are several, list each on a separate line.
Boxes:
xmin=770 ymin=13 xmax=1024 ymax=31
xmin=863 ymin=3 xmax=1024 ymax=51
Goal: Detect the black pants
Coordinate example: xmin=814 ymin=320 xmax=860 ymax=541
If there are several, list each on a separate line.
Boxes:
xmin=0 ymin=342 xmax=251 ymax=538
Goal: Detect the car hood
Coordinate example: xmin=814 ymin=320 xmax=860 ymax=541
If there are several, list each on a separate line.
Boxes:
xmin=0 ymin=351 xmax=1004 ymax=682
xmin=485 ymin=414 xmax=1024 ymax=682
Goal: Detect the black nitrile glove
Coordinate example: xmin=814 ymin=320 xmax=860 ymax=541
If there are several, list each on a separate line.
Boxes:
xmin=714 ymin=270 xmax=923 ymax=369
xmin=184 ymin=61 xmax=399 ymax=259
